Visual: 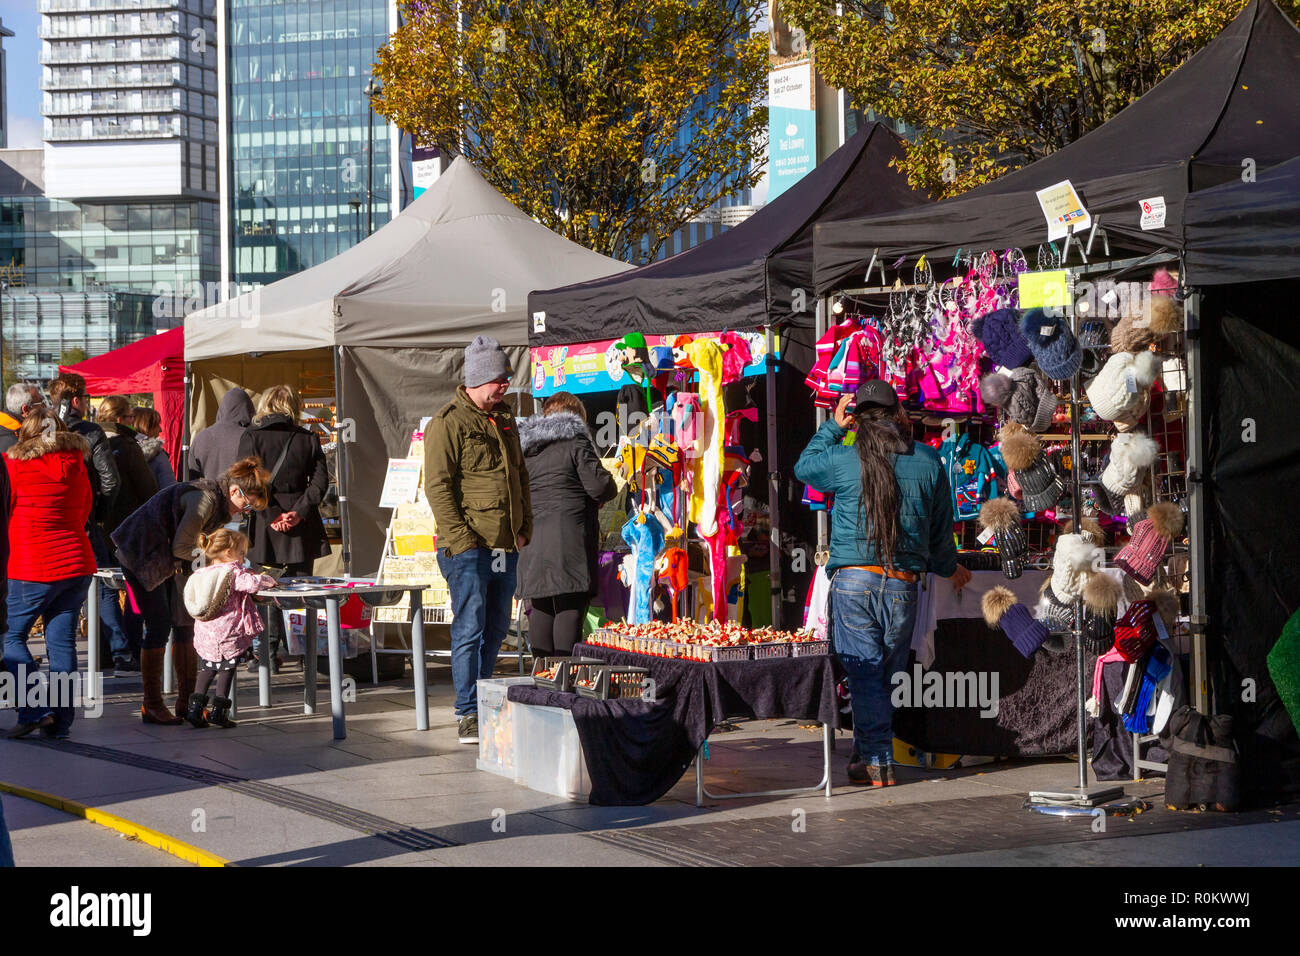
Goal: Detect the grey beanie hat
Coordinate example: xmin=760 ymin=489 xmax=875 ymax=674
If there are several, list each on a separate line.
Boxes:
xmin=1008 ymin=368 xmax=1058 ymax=434
xmin=464 ymin=335 xmax=511 ymax=388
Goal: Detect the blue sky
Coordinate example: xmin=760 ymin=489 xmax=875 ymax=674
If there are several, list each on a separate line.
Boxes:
xmin=2 ymin=4 xmax=43 ymax=148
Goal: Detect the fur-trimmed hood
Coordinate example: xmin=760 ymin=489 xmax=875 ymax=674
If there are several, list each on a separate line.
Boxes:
xmin=518 ymin=411 xmax=590 ymax=455
xmin=137 ymin=433 xmax=165 ymax=462
xmin=6 ymin=430 xmax=89 ymax=461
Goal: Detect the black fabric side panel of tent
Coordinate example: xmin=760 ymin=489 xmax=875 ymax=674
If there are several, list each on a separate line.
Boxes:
xmin=340 ymin=345 xmax=531 ymax=576
xmin=1185 ymin=156 xmax=1300 ymax=286
xmin=528 ymin=123 xmax=925 ymax=347
xmin=1203 ymin=282 xmax=1300 ymax=799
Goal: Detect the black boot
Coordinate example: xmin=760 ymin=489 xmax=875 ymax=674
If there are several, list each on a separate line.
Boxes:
xmin=185 ymin=693 xmax=210 ymax=729
xmin=206 ymin=696 xmax=237 ymax=729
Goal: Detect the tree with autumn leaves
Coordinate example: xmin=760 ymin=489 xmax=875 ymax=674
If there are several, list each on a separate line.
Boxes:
xmin=374 ymin=0 xmax=767 ymax=263
xmin=779 ymin=0 xmax=1300 ymax=198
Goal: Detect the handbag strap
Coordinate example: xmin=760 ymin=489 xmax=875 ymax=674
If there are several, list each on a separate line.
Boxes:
xmin=266 ymin=437 xmax=293 ymax=488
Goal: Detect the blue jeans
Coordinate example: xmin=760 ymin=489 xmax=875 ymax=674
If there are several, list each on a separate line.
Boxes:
xmin=830 ymin=568 xmax=920 ymax=766
xmin=3 ymin=576 xmax=94 ymax=734
xmin=438 ymin=547 xmax=518 ymax=717
xmin=89 ymin=525 xmax=135 ymax=665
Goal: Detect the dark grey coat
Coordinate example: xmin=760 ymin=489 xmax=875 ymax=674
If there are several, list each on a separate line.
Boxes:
xmin=515 ymin=412 xmax=617 ymax=600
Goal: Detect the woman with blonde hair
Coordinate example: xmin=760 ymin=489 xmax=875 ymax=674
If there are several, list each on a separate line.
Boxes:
xmin=236 ymin=384 xmax=329 ymax=667
xmin=112 ymin=456 xmax=271 ymax=723
xmin=3 ymin=408 xmax=94 ymax=738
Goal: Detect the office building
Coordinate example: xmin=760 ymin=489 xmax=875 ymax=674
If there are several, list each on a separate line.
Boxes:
xmin=219 ymin=0 xmax=407 ymax=287
xmin=0 ymin=17 xmax=13 ymax=149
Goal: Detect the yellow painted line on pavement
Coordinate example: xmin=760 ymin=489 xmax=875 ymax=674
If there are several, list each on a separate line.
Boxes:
xmin=0 ymin=780 xmax=231 ymax=867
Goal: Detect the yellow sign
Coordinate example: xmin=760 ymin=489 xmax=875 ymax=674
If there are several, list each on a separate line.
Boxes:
xmin=1017 ymin=270 xmax=1070 ymax=309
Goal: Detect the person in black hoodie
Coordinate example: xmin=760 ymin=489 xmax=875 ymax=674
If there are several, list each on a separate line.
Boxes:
xmin=189 ymin=387 xmax=254 ymax=481
xmin=516 ymin=392 xmax=617 ymax=656
xmin=237 ymin=384 xmax=329 ymax=665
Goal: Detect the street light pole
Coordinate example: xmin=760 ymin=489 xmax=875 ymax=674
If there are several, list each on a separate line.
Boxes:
xmin=364 ymin=77 xmax=383 ymax=237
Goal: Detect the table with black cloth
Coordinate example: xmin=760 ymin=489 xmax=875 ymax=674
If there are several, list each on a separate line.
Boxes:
xmin=506 ymin=644 xmax=844 ymax=806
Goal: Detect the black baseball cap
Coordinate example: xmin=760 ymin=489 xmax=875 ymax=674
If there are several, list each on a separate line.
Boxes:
xmin=851 ymin=378 xmax=898 ymax=410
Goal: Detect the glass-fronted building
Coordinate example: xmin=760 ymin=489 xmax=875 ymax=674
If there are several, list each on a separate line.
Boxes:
xmin=0 ymin=194 xmax=218 ymax=294
xmin=224 ymin=0 xmax=400 ymax=287
xmin=1 ymin=287 xmax=160 ymax=383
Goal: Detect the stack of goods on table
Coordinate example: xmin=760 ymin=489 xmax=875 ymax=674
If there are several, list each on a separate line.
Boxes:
xmin=584 ymin=619 xmax=829 ymax=661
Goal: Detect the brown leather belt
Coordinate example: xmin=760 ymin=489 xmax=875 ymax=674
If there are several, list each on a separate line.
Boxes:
xmin=842 ymin=565 xmax=919 ymax=583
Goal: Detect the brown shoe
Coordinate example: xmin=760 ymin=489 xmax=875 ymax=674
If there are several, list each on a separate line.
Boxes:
xmin=140 ymin=647 xmax=182 ymax=725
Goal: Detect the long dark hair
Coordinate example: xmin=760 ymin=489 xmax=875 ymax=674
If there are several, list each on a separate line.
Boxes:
xmin=854 ymin=404 xmax=910 ymax=568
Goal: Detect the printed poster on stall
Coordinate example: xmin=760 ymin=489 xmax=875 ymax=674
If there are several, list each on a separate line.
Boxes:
xmin=529 ymin=329 xmax=777 ymax=397
xmin=1035 ymin=179 xmax=1091 ymax=241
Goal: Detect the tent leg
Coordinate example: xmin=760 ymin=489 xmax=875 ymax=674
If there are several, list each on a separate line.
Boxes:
xmin=815 ymin=298 xmax=829 ymax=556
xmin=333 ymin=346 xmax=352 ymax=577
xmin=765 ymin=324 xmax=782 ymax=628
xmin=1183 ymin=291 xmax=1210 ymax=714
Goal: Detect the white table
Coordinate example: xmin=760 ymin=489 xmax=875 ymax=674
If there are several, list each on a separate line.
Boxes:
xmin=255 ymin=579 xmax=429 ymax=740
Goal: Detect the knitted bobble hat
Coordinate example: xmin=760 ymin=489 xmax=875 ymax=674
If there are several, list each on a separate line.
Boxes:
xmin=1115 ymin=501 xmax=1185 ymax=585
xmin=972 ymin=308 xmax=1033 ymax=369
xmin=980 ymin=497 xmax=1028 ymax=579
xmin=464 ymin=335 xmax=512 ymax=387
xmin=983 ymin=587 xmax=1049 ymax=658
xmin=1100 ymin=432 xmax=1159 ymax=499
xmin=1081 ymin=573 xmax=1123 ymax=653
xmin=1086 ymin=351 xmax=1160 ymax=421
xmin=1021 ymin=308 xmax=1082 ymax=381
xmin=981 ymin=368 xmax=1057 ymax=433
xmin=1051 ymin=533 xmax=1103 ymax=603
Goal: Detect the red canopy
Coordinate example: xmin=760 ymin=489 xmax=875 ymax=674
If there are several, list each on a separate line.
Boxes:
xmin=60 ymin=326 xmax=185 ymax=476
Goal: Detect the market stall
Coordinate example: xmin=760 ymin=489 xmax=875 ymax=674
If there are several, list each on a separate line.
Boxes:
xmin=185 ymin=158 xmax=632 ymax=576
xmin=60 ymin=325 xmax=185 ymax=476
xmin=528 ymin=122 xmax=928 ymax=631
xmin=806 ymin=0 xmax=1300 ymax=804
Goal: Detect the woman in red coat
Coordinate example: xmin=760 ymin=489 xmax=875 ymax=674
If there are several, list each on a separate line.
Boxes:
xmin=3 ymin=409 xmax=95 ymax=739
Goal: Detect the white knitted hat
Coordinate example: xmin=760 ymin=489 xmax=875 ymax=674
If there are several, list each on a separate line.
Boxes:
xmin=1050 ymin=533 xmax=1103 ymax=603
xmin=1101 ymin=432 xmax=1159 ymax=498
xmin=1085 ymin=351 xmax=1160 ymax=421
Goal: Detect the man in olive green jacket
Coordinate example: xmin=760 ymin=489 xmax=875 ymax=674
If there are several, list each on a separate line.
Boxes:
xmin=424 ymin=336 xmax=532 ymax=744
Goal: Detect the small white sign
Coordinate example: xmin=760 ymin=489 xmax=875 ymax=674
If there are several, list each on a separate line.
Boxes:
xmin=532 ymin=311 xmax=547 ymax=333
xmin=1138 ymin=196 xmax=1167 ymax=231
xmin=977 ymin=526 xmax=996 ymax=545
xmin=379 ymin=458 xmax=422 ymax=510
xmin=1036 ymin=179 xmax=1091 ymax=241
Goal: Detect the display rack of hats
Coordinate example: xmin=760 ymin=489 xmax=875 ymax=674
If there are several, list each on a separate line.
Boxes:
xmin=818 ymin=253 xmax=1191 ymax=677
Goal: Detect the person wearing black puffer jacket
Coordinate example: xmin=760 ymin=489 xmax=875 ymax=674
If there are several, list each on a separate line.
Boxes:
xmin=48 ymin=373 xmax=119 ymax=524
xmin=516 ymin=392 xmax=616 ymax=657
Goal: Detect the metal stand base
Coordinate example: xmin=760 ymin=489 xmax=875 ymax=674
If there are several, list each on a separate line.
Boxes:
xmin=1027 ymin=784 xmax=1126 ymax=808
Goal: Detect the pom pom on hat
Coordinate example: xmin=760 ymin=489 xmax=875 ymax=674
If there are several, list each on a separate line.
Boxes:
xmin=998 ymin=427 xmax=1043 ymax=472
xmin=1084 ymin=572 xmax=1123 ymax=621
xmin=979 ymin=496 xmax=1022 ymax=532
xmin=980 ymin=373 xmax=1016 ymax=408
xmin=982 ymin=586 xmax=1018 ymax=628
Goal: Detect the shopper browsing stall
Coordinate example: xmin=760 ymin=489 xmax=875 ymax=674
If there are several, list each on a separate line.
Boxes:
xmin=793 ymin=379 xmax=970 ymax=787
xmin=516 ymin=391 xmax=617 ymax=657
xmin=424 ymin=336 xmax=533 ymax=745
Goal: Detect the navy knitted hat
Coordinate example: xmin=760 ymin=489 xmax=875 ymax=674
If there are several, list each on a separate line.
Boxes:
xmin=972 ymin=308 xmax=1033 ymax=369
xmin=1020 ymin=308 xmax=1082 ymax=381
xmin=983 ymin=587 xmax=1050 ymax=658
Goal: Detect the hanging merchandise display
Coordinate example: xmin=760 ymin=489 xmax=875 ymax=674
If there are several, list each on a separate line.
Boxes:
xmin=982 ymin=586 xmax=1049 ymax=658
xmin=997 ymin=424 xmax=1063 ymax=514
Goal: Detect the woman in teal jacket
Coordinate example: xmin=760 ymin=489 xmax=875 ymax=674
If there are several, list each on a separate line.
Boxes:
xmin=794 ymin=380 xmax=971 ymax=786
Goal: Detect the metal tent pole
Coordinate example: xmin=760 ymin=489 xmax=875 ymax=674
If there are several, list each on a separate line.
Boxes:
xmin=814 ymin=298 xmax=829 ymax=558
xmin=1182 ymin=290 xmax=1209 ymax=714
xmin=764 ymin=323 xmax=782 ymax=627
xmin=333 ymin=344 xmax=352 ymax=577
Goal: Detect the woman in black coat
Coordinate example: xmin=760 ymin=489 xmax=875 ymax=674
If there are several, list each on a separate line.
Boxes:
xmin=237 ymin=385 xmax=329 ymax=663
xmin=516 ymin=392 xmax=617 ymax=656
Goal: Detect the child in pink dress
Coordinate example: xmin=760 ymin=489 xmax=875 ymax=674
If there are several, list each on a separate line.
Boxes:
xmin=184 ymin=529 xmax=277 ymax=729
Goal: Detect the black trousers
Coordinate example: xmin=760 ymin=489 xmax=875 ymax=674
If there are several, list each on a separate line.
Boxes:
xmin=528 ymin=592 xmax=589 ymax=657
